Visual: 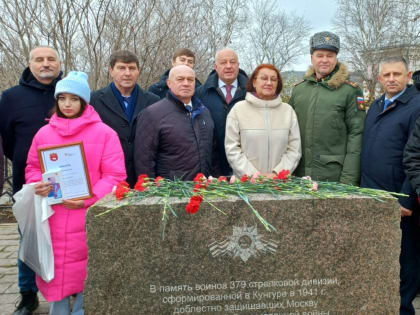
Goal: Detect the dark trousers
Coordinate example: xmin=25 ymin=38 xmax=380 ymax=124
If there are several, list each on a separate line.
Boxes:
xmin=18 ymin=259 xmax=38 ymax=292
xmin=17 ymin=227 xmax=38 ymax=293
xmin=400 ymin=216 xmax=420 ymax=315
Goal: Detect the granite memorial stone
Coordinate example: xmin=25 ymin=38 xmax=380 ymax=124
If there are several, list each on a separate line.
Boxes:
xmin=85 ymin=194 xmax=401 ymax=314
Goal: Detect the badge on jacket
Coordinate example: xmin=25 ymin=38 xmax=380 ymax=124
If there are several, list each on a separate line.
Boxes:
xmin=356 ymin=96 xmax=366 ymax=111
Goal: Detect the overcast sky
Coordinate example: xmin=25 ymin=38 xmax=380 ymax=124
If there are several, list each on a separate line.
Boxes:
xmin=279 ymin=0 xmax=338 ymax=71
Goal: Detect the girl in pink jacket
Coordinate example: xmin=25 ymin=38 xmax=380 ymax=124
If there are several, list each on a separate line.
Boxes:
xmin=25 ymin=71 xmax=126 ymax=314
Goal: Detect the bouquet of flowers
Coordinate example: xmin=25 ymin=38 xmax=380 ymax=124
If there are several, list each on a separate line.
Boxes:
xmin=98 ymin=171 xmax=400 ymax=238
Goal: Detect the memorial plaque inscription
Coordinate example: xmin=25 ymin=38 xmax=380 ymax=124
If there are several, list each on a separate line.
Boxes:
xmin=85 ymin=195 xmax=400 ymax=314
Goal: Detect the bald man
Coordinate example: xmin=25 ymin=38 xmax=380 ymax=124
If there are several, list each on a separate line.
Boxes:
xmin=134 ymin=65 xmax=215 ymax=180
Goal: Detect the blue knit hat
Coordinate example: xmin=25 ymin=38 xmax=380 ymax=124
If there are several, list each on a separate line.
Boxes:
xmin=55 ymin=71 xmax=90 ymax=103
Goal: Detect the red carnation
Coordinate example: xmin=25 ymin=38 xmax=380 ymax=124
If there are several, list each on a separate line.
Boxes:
xmin=276 ymin=170 xmax=290 ymax=182
xmin=193 ymin=173 xmax=206 ymax=182
xmin=155 ymin=176 xmax=164 ymax=186
xmin=115 ymin=182 xmax=130 ymax=200
xmin=134 ymin=181 xmax=147 ymax=192
xmin=241 ymin=174 xmax=249 ymax=182
xmin=218 ymin=176 xmax=228 ymax=182
xmin=137 ymin=174 xmax=149 ymax=182
xmin=186 ymin=195 xmax=203 ymax=214
xmin=190 ymin=195 xmax=203 ymax=203
xmin=194 ymin=182 xmax=208 ymax=192
xmin=186 ymin=201 xmax=200 ymax=214
xmin=115 ymin=190 xmax=125 ymax=200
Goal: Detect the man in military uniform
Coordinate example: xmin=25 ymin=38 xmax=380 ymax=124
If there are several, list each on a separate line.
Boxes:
xmin=289 ymin=31 xmax=366 ymax=185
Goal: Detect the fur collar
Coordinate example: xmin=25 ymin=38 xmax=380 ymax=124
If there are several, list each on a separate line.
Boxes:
xmin=304 ymin=62 xmax=349 ymax=89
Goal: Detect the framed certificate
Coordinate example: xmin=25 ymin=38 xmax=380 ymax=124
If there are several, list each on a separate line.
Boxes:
xmin=38 ymin=142 xmax=93 ymax=200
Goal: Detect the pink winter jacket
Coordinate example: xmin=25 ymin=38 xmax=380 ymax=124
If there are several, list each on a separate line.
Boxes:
xmin=25 ymin=105 xmax=126 ymax=302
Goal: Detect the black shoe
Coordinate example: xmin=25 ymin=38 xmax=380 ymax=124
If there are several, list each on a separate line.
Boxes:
xmin=13 ymin=291 xmax=39 ymax=315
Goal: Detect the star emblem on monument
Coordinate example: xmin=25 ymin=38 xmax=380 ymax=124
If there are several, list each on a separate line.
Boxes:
xmin=208 ymin=224 xmax=279 ymax=262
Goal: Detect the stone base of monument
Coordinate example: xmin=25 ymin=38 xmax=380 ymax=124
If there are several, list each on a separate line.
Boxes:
xmin=85 ymin=195 xmax=400 ymax=314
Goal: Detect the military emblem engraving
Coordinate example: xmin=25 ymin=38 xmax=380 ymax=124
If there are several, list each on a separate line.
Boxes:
xmin=208 ymin=224 xmax=278 ymax=262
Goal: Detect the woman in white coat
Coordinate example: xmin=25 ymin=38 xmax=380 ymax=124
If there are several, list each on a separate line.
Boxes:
xmin=225 ymin=64 xmax=301 ymax=178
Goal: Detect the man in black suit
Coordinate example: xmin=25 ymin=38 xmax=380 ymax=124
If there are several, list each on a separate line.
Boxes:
xmin=90 ymin=50 xmax=159 ymax=187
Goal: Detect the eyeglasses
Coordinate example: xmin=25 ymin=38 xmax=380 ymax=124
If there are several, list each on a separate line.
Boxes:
xmin=257 ymin=76 xmax=278 ymax=83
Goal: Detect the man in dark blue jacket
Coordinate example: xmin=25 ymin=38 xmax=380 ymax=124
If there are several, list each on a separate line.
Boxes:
xmin=135 ymin=65 xmax=214 ymax=180
xmin=196 ymin=48 xmax=248 ymax=176
xmin=0 ymin=46 xmax=62 ymax=315
xmin=148 ymin=48 xmax=201 ymax=100
xmin=361 ymin=57 xmax=420 ymax=315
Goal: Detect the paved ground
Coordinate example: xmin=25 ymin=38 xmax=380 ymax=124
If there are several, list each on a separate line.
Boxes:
xmin=0 ymin=223 xmax=49 ymax=315
xmin=1 ymin=222 xmax=420 ymax=314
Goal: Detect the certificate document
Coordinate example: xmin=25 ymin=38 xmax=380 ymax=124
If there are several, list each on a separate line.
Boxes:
xmin=38 ymin=142 xmax=93 ymax=200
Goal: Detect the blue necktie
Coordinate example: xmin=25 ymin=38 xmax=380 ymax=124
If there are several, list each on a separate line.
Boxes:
xmin=383 ymin=99 xmax=392 ymax=111
xmin=185 ymin=105 xmax=192 ymax=112
xmin=122 ymin=96 xmax=130 ymax=109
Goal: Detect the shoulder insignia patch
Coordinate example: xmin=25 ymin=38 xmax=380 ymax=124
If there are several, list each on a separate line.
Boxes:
xmin=345 ymin=80 xmax=359 ymax=88
xmin=356 ymin=96 xmax=366 ymax=111
xmin=294 ymin=80 xmax=305 ymax=87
